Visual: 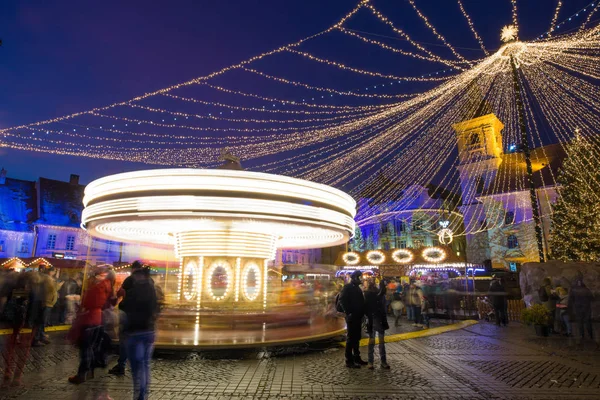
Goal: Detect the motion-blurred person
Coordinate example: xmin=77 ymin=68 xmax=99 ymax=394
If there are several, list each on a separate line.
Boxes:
xmin=568 ymin=277 xmax=594 ymax=342
xmin=489 ymin=275 xmax=508 ymax=327
xmin=2 ymin=272 xmax=34 ymax=387
xmin=391 ymin=286 xmax=404 ymax=327
xmin=120 ymin=265 xmax=159 ymax=400
xmin=539 ymin=277 xmax=557 ymax=333
xmin=0 ymin=269 xmax=19 ymax=318
xmin=555 ymin=285 xmax=571 ymax=337
xmin=31 ymin=265 xmax=56 ymax=346
xmin=58 ymin=272 xmax=83 ymax=324
xmin=421 ymin=295 xmax=431 ymax=329
xmin=339 ymin=270 xmax=366 ymax=368
xmin=364 ymin=279 xmax=390 ymax=370
xmin=68 ymin=266 xmax=112 ymax=384
xmin=109 ymin=261 xmax=148 ymax=376
xmin=406 ymin=281 xmax=423 ymax=327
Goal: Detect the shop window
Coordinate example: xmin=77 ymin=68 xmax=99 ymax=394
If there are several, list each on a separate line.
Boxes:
xmin=507 ymin=235 xmax=519 ymax=249
xmin=47 ymin=234 xmax=56 ymax=250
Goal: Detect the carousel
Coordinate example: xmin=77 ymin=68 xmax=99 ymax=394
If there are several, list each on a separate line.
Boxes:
xmin=81 ymin=165 xmax=355 ymax=348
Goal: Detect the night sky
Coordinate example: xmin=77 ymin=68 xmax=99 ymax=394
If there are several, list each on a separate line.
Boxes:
xmin=0 ymin=0 xmax=594 ymax=184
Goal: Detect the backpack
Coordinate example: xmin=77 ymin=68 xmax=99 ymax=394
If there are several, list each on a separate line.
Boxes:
xmin=335 ymin=293 xmax=345 ymax=313
xmin=538 ymin=286 xmax=549 ymax=302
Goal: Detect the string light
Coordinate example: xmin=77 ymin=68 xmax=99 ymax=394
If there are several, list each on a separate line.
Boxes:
xmin=421 ymin=247 xmax=447 ymax=263
xmin=456 ymin=0 xmax=488 ymax=56
xmin=548 ymin=0 xmax=564 ymax=37
xmin=391 ymin=249 xmax=414 ymax=264
xmin=365 ymin=250 xmax=385 ymax=264
xmin=342 ymin=251 xmax=361 ymax=265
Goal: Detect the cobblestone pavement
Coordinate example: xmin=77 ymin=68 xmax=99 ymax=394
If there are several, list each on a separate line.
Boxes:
xmin=1 ymin=321 xmax=599 ymax=400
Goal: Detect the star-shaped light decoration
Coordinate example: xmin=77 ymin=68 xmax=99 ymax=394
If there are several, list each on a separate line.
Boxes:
xmin=501 ymin=25 xmax=518 ymax=43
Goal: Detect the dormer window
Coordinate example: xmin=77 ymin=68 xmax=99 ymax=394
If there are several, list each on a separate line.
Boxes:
xmin=467 ymin=132 xmax=481 ymax=148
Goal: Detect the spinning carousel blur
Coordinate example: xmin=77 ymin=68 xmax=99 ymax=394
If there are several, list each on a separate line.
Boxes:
xmin=81 ymin=156 xmax=355 ymax=348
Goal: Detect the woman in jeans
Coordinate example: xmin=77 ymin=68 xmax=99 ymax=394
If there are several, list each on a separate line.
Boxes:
xmin=364 ymin=278 xmax=390 ymax=370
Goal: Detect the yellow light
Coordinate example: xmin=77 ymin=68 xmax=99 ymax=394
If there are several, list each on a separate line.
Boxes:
xmin=421 ymin=247 xmax=447 ymax=263
xmin=342 ymin=251 xmax=360 ymax=265
xmin=391 ymin=249 xmax=414 ymax=264
xmin=365 ymin=250 xmax=385 ymax=265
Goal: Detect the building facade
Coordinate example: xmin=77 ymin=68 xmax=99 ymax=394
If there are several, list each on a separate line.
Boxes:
xmin=453 ymin=113 xmax=563 ymax=270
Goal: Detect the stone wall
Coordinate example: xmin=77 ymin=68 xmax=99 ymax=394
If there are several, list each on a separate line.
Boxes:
xmin=519 ymin=261 xmax=600 ymax=318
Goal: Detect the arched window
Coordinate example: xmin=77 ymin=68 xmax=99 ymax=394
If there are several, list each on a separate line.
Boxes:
xmin=469 ymin=132 xmax=481 ymax=147
xmin=507 ymin=235 xmax=519 ymax=249
xmin=505 ymin=211 xmax=515 ymax=225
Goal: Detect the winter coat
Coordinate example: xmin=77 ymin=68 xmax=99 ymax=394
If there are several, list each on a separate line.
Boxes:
xmin=488 ymin=280 xmax=507 ymax=308
xmin=339 ymin=282 xmax=365 ymax=321
xmin=365 ymin=282 xmax=389 ymax=333
xmin=120 ymin=272 xmax=159 ymax=334
xmin=568 ymin=284 xmax=594 ymax=317
xmin=42 ymin=274 xmax=59 ymax=308
xmin=78 ymin=278 xmax=112 ymax=326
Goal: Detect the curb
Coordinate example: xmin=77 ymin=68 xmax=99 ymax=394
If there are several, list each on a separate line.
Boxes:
xmin=0 ymin=324 xmax=71 ymax=336
xmin=340 ymin=320 xmax=478 ymax=347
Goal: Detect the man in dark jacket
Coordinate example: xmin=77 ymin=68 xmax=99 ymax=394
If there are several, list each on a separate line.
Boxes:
xmin=568 ymin=277 xmax=594 ymax=341
xmin=108 ymin=261 xmax=148 ymax=376
xmin=489 ymin=276 xmax=508 ymax=327
xmin=121 ymin=266 xmax=158 ymax=400
xmin=339 ymin=270 xmax=366 ymax=368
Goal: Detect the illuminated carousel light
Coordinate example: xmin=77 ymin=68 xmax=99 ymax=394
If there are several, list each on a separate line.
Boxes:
xmin=81 ymin=169 xmax=356 ymax=260
xmin=391 ymin=249 xmax=414 ymax=264
xmin=182 ymin=259 xmax=198 ymax=301
xmin=366 ymin=250 xmax=385 ymax=265
xmin=242 ymin=262 xmax=261 ymax=301
xmin=342 ymin=251 xmax=360 ymax=265
xmin=206 ymin=259 xmax=233 ymax=301
xmin=421 ymin=247 xmax=447 ymax=263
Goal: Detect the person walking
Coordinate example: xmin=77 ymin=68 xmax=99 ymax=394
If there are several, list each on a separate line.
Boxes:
xmin=391 ymin=286 xmax=404 ymax=327
xmin=556 ymin=286 xmax=571 ymax=337
xmin=68 ymin=266 xmax=112 ymax=384
xmin=120 ymin=266 xmax=159 ymax=400
xmin=364 ymin=279 xmax=390 ymax=370
xmin=489 ymin=276 xmax=508 ymax=327
xmin=32 ymin=266 xmax=61 ymax=346
xmin=109 ymin=261 xmax=148 ymax=376
xmin=339 ymin=270 xmax=367 ymax=368
xmin=568 ymin=277 xmax=594 ymax=342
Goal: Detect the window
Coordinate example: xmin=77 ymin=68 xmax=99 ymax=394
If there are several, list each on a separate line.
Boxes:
xmin=383 ymin=242 xmax=390 ymax=251
xmin=47 ymin=234 xmax=56 ymax=250
xmin=507 ymin=235 xmax=519 ymax=249
xmin=19 ymin=242 xmax=29 ymax=254
xmin=399 ymin=240 xmax=407 ymax=249
xmin=66 ymin=235 xmax=75 ymax=251
xmin=91 ymin=238 xmax=98 ymax=252
xmin=413 ymin=220 xmax=423 ymax=231
xmin=105 ymin=240 xmax=114 ymax=253
xmin=413 ymin=239 xmax=423 ymax=248
xmin=397 ymin=220 xmax=405 ymax=232
xmin=468 ymin=132 xmax=481 ymax=148
xmin=505 ymin=211 xmax=515 ymax=225
xmin=0 ymin=240 xmax=4 ymax=252
xmin=382 ymin=224 xmax=388 ymax=234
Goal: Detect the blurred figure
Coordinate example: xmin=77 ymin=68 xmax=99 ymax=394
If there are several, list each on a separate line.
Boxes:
xmin=120 ymin=266 xmax=159 ymax=400
xmin=58 ymin=272 xmax=83 ymax=324
xmin=364 ymin=279 xmax=390 ymax=370
xmin=31 ymin=266 xmax=52 ymax=347
xmin=421 ymin=294 xmax=431 ymax=329
xmin=539 ymin=277 xmax=556 ymax=333
xmin=339 ymin=270 xmax=366 ymax=368
xmin=68 ymin=266 xmax=112 ymax=384
xmin=109 ymin=261 xmax=147 ymax=376
xmin=406 ymin=281 xmax=423 ymax=327
xmin=568 ymin=277 xmax=594 ymax=342
xmin=391 ymin=285 xmax=404 ymax=327
xmin=555 ymin=285 xmax=571 ymax=337
xmin=2 ymin=272 xmax=34 ymax=387
xmin=489 ymin=275 xmax=508 ymax=327
xmin=0 ymin=269 xmax=19 ymax=318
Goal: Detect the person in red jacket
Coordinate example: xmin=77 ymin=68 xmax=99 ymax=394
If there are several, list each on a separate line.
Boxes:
xmin=68 ymin=266 xmax=112 ymax=384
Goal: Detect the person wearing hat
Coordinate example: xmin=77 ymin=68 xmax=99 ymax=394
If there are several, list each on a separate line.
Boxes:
xmin=339 ymin=270 xmax=367 ymax=368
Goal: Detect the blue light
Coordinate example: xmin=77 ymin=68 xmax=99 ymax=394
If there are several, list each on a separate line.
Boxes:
xmin=508 ymin=144 xmax=517 ymax=152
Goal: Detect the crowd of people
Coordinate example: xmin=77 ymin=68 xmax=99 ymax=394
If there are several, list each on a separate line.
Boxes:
xmin=0 ymin=261 xmax=161 ymax=400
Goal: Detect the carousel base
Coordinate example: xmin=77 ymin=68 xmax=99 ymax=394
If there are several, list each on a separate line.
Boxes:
xmin=148 ymin=309 xmax=346 ymax=350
